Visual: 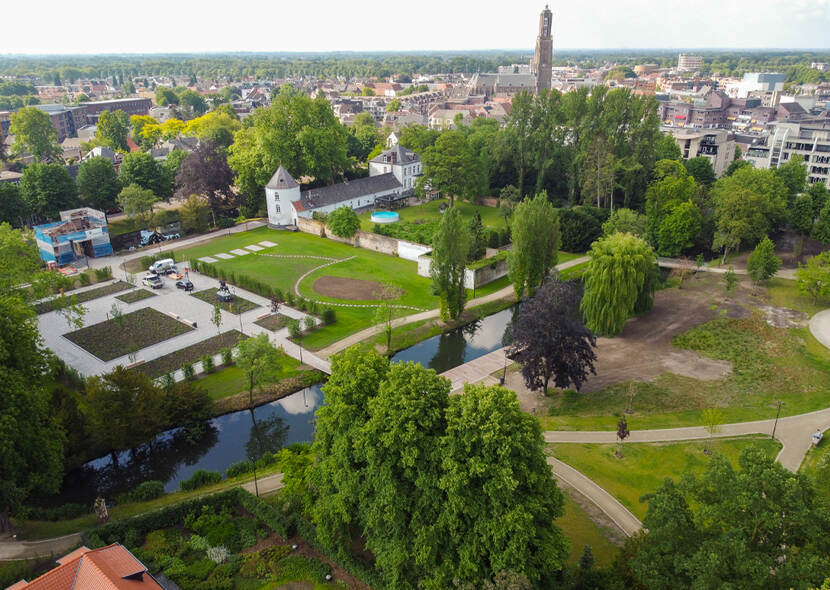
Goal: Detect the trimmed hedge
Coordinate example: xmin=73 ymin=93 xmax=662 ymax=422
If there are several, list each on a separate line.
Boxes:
xmin=193 ymin=260 xmax=278 ymax=301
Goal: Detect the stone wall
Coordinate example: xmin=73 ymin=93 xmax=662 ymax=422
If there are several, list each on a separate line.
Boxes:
xmin=417 ymin=252 xmax=509 ymax=289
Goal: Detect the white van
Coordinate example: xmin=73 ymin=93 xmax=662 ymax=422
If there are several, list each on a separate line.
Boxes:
xmin=149 ymin=258 xmax=175 ymax=274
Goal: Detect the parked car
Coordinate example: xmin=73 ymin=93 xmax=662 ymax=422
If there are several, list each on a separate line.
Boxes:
xmin=142 ymin=275 xmax=163 ymax=289
xmin=149 ymin=258 xmax=175 ymax=274
xmin=176 ymin=280 xmax=194 ymax=292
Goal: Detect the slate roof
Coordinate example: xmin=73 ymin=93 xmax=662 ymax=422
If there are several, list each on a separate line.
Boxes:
xmin=369 ymin=144 xmax=419 ymax=165
xmin=300 ymin=173 xmax=401 ymax=210
xmin=266 ymin=165 xmax=299 ymax=190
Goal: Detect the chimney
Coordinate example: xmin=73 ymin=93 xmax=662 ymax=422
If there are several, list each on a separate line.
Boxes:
xmin=391 ymin=151 xmax=397 ymax=164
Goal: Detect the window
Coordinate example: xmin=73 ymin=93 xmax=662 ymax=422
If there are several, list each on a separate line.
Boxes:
xmin=275 ymin=202 xmax=281 ymax=213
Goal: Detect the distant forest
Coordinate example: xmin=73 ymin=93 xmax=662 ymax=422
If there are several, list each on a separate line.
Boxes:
xmin=0 ymin=50 xmax=829 ymax=84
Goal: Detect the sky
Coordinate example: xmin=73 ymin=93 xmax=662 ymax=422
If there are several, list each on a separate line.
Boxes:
xmin=3 ymin=0 xmax=829 ymax=54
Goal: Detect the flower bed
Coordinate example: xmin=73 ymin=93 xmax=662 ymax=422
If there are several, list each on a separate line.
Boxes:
xmin=115 ymin=288 xmax=157 ymax=304
xmin=192 ymin=288 xmax=260 ymax=314
xmin=135 ymin=330 xmax=247 ymax=378
xmin=35 ymin=281 xmax=132 ymax=314
xmin=254 ymin=313 xmax=292 ymax=332
xmin=64 ymin=307 xmax=193 ymax=361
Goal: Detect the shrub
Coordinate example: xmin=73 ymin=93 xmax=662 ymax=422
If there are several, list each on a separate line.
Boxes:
xmin=296 ymin=298 xmax=306 ymax=311
xmin=225 ymin=460 xmax=252 ymax=479
xmin=285 ymin=291 xmax=295 ymax=306
xmin=207 ymin=545 xmax=230 ymax=564
xmin=215 ymin=216 xmax=235 ymax=229
xmin=488 ymin=229 xmax=500 ymax=248
xmin=162 ymin=372 xmax=175 ymax=389
xmin=182 ymin=362 xmax=195 ymax=381
xmin=201 ymin=354 xmax=215 ymax=374
xmin=184 ymin=557 xmax=216 ymax=581
xmin=558 ymin=207 xmax=602 ymax=252
xmin=123 ymin=527 xmax=142 ymax=549
xmin=190 ymin=534 xmax=210 ymax=551
xmin=304 ymin=316 xmax=316 ymax=331
xmin=272 ymin=288 xmax=283 ymax=302
xmin=94 ymin=266 xmax=113 ymax=281
xmin=322 ymin=308 xmax=336 ymax=325
xmin=131 ymin=480 xmax=165 ymax=502
xmin=221 ymin=347 xmax=233 ymax=366
xmin=78 ymin=272 xmax=91 ymax=285
xmin=180 ymin=469 xmax=222 ymax=491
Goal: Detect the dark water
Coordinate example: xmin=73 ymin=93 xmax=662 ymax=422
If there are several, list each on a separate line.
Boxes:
xmin=59 ymin=307 xmax=516 ymax=503
xmin=390 ymin=306 xmax=516 ymax=373
xmin=61 ymin=385 xmax=324 ymax=502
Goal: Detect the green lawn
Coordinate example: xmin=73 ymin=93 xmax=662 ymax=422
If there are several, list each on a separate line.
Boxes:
xmin=799 ymin=438 xmax=830 ymax=498
xmin=541 ymin=314 xmax=830 ymax=431
xmin=175 ymin=227 xmax=439 ymax=351
xmin=557 ymin=495 xmax=619 ymax=568
xmin=548 ymin=437 xmax=782 ymax=520
xmin=197 ymin=357 xmax=304 ymax=401
xmin=358 ymin=198 xmax=505 ymax=233
xmin=765 ymin=276 xmax=828 ymax=317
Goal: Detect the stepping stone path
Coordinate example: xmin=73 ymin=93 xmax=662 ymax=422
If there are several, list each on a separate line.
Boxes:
xmin=215 ymin=253 xmax=234 ymax=260
xmin=230 ymin=248 xmax=250 ymax=256
xmin=198 ymin=256 xmax=218 ymax=263
xmin=245 ymin=245 xmax=263 ymax=252
xmin=259 ymin=241 xmax=277 ymax=248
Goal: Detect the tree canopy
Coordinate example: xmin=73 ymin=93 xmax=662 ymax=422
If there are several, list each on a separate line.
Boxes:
xmin=77 ymin=156 xmax=121 ymax=211
xmin=174 ymin=142 xmax=236 ymax=211
xmin=9 ymin=106 xmax=61 ymax=160
xmin=96 ymin=109 xmax=130 ymax=152
xmin=326 ymin=206 xmax=360 ymax=238
xmin=19 ymin=163 xmax=77 ymax=221
xmin=430 ymin=205 xmax=469 ymax=320
xmin=508 ymin=192 xmax=560 ymax=297
xmin=119 ymin=151 xmax=170 ymax=198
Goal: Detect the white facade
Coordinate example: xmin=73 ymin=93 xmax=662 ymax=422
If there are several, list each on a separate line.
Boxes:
xmin=265 ymin=165 xmax=302 ymax=227
xmin=368 ymin=146 xmax=423 ymax=191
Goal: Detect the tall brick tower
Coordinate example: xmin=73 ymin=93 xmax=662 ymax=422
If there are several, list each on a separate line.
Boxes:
xmin=532 ymin=5 xmax=553 ymax=93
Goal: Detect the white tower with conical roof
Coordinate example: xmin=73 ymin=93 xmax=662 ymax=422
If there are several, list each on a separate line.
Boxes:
xmin=265 ymin=165 xmax=301 ymax=227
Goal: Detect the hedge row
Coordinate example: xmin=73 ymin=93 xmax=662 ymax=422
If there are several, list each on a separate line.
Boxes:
xmin=192 ymin=260 xmax=280 ymax=301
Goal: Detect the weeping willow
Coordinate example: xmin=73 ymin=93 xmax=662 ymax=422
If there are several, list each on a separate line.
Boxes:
xmin=580 ymin=232 xmax=657 ymax=336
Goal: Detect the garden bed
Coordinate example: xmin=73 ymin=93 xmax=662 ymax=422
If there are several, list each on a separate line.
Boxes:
xmin=192 ymin=288 xmax=260 ymax=314
xmin=64 ymin=307 xmax=194 ymax=361
xmin=254 ymin=313 xmax=293 ymax=332
xmin=35 ymin=281 xmax=132 ymax=314
xmin=115 ymin=288 xmax=157 ymax=304
xmin=135 ymin=330 xmax=247 ymax=378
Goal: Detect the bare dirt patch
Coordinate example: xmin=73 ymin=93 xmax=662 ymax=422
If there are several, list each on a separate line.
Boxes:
xmin=313 ymin=275 xmax=403 ymax=301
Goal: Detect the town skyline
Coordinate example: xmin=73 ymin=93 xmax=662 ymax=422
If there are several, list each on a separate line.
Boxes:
xmin=4 ymin=0 xmax=830 ymax=55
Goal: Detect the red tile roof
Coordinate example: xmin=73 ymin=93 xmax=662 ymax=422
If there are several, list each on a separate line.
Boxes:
xmin=125 ymin=136 xmax=141 ymax=153
xmin=7 ymin=544 xmax=162 ymax=590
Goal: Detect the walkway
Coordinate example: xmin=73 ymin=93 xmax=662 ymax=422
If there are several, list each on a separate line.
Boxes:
xmin=548 ymin=458 xmax=642 ymax=537
xmin=315 ymin=256 xmax=590 ymax=359
xmin=809 ymin=309 xmax=830 ymax=350
xmin=440 ymin=347 xmax=506 ymax=393
xmin=0 ymin=473 xmax=288 ymax=561
xmin=544 ymin=406 xmax=830 ymax=472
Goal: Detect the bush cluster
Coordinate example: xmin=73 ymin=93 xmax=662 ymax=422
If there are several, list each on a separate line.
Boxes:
xmin=116 ymin=480 xmax=165 ymax=504
xmin=179 ymin=469 xmax=223 ymax=491
xmin=140 ymin=252 xmax=177 ymax=270
xmin=93 ymin=266 xmax=113 ymax=281
xmin=193 ymin=261 xmax=280 ymax=301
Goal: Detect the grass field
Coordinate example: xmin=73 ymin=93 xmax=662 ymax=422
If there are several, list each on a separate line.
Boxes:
xmin=64 ymin=307 xmax=193 ymax=361
xmin=541 ymin=310 xmax=830 ymax=431
xmin=557 ymin=495 xmax=619 ymax=568
xmin=547 ymin=437 xmax=782 ymax=520
xmin=197 ymin=356 xmax=305 ymax=401
xmin=173 ymin=227 xmax=439 ymax=350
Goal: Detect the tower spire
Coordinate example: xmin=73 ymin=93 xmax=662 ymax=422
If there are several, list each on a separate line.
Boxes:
xmin=531 ymin=5 xmax=553 ymax=94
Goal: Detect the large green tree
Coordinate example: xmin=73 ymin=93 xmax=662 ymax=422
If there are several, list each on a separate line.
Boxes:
xmin=430 ymin=205 xmax=469 ymax=320
xmin=508 ymin=192 xmax=560 ymax=297
xmin=235 ymin=333 xmax=282 ymax=408
xmin=581 ymin=232 xmax=658 ymax=336
xmin=326 ymin=206 xmax=360 ymax=239
xmin=746 ymin=236 xmax=781 ymax=283
xmin=775 ymin=154 xmax=807 ymax=204
xmin=96 ymin=109 xmax=130 ymax=152
xmin=19 ymin=162 xmax=77 ymax=220
xmin=117 ymin=183 xmax=158 ymax=226
xmin=796 ymin=251 xmax=830 ymax=302
xmin=9 ymin=106 xmax=60 ymax=160
xmin=683 ymin=156 xmax=716 ymax=188
xmin=0 ymin=183 xmax=26 ymax=226
xmin=645 ymin=159 xmax=699 ymax=250
xmin=631 ymin=446 xmax=830 ymax=590
xmin=119 ymin=151 xmax=170 ymax=197
xmin=174 ymin=142 xmax=236 ymax=212
xmin=420 ymin=130 xmax=485 ymax=207
xmin=0 ymin=295 xmax=64 ymax=532
xmin=77 ymin=156 xmax=121 ymax=211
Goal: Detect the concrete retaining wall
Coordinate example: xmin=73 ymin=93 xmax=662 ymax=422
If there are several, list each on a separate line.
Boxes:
xmin=417 ymin=252 xmax=509 ymax=289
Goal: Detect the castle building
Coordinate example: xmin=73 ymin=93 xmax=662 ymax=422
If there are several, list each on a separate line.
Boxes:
xmin=531 ymin=5 xmax=553 ymax=94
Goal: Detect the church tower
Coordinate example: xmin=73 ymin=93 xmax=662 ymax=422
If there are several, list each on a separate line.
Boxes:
xmin=531 ymin=5 xmax=553 ymax=94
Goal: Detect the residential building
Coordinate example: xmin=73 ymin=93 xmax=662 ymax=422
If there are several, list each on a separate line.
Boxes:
xmin=677 ymin=54 xmax=703 ymax=72
xmin=32 ymin=104 xmax=86 ymax=142
xmin=811 ymin=62 xmax=828 ymax=72
xmin=725 ymin=72 xmax=786 ymax=99
xmin=34 ymin=207 xmax=113 ymax=266
xmin=663 ymin=127 xmax=736 ymax=177
xmin=5 ymin=544 xmax=162 ymax=590
xmin=369 ymin=144 xmax=422 ymax=191
xmin=82 ymin=97 xmax=152 ymax=121
xmin=634 ymin=64 xmax=660 ymax=75
xmin=768 ymin=120 xmax=830 ymax=188
xmin=0 ymin=110 xmax=10 ymax=134
xmin=531 ymin=5 xmax=553 ymax=93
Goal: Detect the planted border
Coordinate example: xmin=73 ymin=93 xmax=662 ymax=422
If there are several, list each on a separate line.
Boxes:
xmin=64 ymin=307 xmax=193 ymax=361
xmin=192 ymin=288 xmax=259 ymax=314
xmin=35 ymin=281 xmax=132 ymax=314
xmin=135 ymin=330 xmax=247 ymax=378
xmin=115 ymin=289 xmax=157 ymax=304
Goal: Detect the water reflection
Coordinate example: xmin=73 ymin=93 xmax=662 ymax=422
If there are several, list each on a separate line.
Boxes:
xmin=60 ymin=385 xmax=324 ymax=502
xmin=391 ymin=306 xmax=516 ymax=373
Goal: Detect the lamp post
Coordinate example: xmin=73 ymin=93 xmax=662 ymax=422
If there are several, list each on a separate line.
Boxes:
xmin=771 ymin=400 xmax=783 ymax=440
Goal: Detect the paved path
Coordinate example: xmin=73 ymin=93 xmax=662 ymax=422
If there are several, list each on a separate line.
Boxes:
xmin=548 ymin=457 xmax=642 ymax=536
xmin=315 ymin=256 xmax=590 ymax=359
xmin=545 ymin=406 xmax=830 ymax=472
xmin=440 ymin=347 xmax=506 ymax=392
xmin=658 ymin=257 xmax=798 ymax=280
xmin=809 ymin=309 xmax=830 ymax=350
xmin=0 ymin=473 xmax=288 ymax=561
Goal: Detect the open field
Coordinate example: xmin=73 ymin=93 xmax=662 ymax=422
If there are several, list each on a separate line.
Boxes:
xmin=64 ymin=307 xmax=194 ymax=361
xmin=35 ymin=280 xmax=131 ymax=314
xmin=547 ymin=437 xmax=782 ymax=520
xmin=174 ymin=227 xmax=439 ymax=350
xmin=538 ymin=274 xmax=830 ymax=431
xmin=800 ymin=439 xmax=830 ymax=498
xmin=196 ymin=356 xmax=308 ymax=401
